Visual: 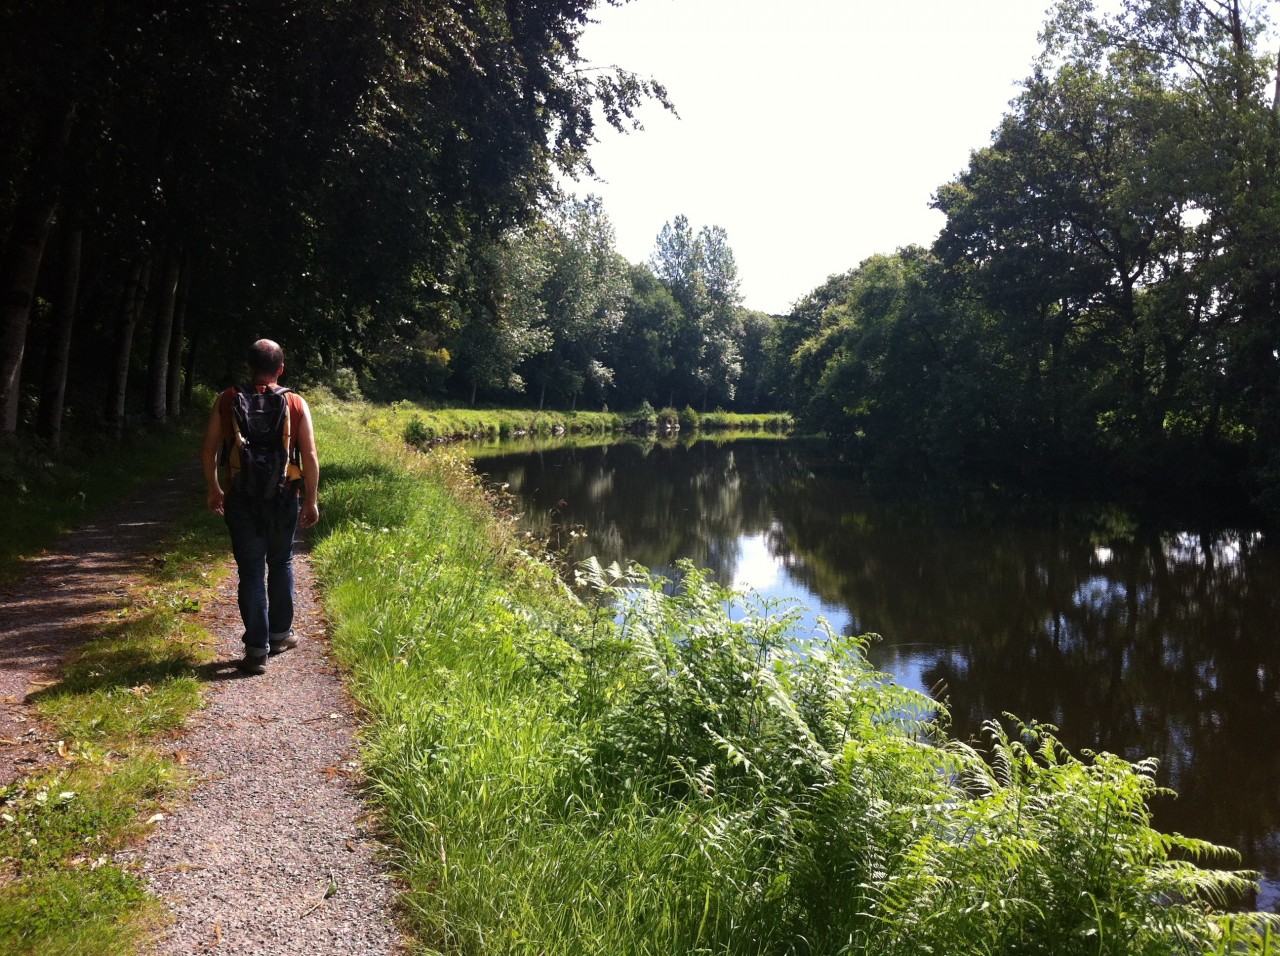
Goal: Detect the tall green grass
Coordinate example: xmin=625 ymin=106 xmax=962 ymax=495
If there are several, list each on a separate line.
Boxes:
xmin=311 ymin=402 xmax=1275 ymax=955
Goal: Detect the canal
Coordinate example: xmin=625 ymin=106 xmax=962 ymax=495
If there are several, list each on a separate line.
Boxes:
xmin=472 ymin=435 xmax=1280 ymax=910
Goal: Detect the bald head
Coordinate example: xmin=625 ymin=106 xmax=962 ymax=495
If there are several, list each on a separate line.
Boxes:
xmin=247 ymin=339 xmax=284 ymax=377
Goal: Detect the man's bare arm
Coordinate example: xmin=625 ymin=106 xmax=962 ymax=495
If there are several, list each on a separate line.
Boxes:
xmin=296 ymin=397 xmax=320 ymax=528
xmin=202 ymin=399 xmax=226 ymax=516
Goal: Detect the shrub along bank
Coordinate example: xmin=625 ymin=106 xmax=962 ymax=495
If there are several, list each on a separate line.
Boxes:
xmin=334 ymin=397 xmax=792 ymax=451
xmin=310 ymin=401 xmax=1275 ymax=955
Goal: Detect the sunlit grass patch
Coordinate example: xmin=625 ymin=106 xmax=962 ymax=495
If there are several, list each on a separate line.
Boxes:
xmin=311 ymin=392 xmax=792 ymax=453
xmin=0 ymin=863 xmax=156 ymax=956
xmin=32 ymin=614 xmax=208 ymax=744
xmin=0 ymin=751 xmax=183 ymax=956
xmin=31 ymin=512 xmax=223 ymax=745
xmin=0 ymin=753 xmax=181 ymax=873
xmin=0 ymin=494 xmax=224 ymax=953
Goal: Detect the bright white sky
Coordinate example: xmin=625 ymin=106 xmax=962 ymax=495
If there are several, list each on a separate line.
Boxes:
xmin=565 ymin=0 xmax=1056 ymax=314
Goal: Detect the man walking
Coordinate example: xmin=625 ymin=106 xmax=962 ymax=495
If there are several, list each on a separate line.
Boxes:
xmin=202 ymin=339 xmax=320 ymax=674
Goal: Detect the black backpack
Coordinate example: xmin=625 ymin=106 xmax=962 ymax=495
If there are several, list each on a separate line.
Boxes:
xmin=228 ymin=385 xmax=294 ymax=500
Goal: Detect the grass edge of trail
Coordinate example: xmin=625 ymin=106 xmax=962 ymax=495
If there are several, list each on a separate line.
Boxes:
xmin=0 ymin=436 xmax=230 ymax=954
xmin=309 ymin=399 xmax=1277 ymax=956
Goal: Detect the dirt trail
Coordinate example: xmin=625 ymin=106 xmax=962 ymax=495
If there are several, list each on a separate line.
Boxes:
xmin=0 ymin=460 xmax=204 ymax=786
xmin=0 ymin=464 xmax=404 ymax=954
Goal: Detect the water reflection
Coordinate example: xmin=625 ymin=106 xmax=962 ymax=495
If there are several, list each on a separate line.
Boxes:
xmin=474 ymin=438 xmax=1280 ymax=910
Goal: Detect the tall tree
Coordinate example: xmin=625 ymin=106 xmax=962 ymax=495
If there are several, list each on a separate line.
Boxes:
xmin=35 ymin=222 xmax=81 ymax=447
xmin=607 ymin=263 xmax=683 ymax=408
xmin=735 ymin=309 xmax=778 ymax=413
xmin=521 ymin=197 xmax=628 ymax=409
xmin=104 ymin=257 xmax=150 ymax=435
xmin=0 ymin=103 xmax=74 ymax=432
xmin=650 ymin=215 xmax=745 ymax=408
xmin=146 ymin=252 xmax=181 ymax=422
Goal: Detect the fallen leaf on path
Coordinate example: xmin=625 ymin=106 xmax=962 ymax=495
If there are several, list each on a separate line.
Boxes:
xmin=214 ymin=923 xmax=222 ymax=945
xmin=173 ymin=748 xmax=189 ymax=765
xmin=146 ymin=813 xmax=164 ymax=824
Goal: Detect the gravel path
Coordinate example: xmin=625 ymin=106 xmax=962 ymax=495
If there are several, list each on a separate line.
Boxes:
xmin=0 ymin=462 xmax=405 ymax=954
xmin=138 ymin=545 xmax=404 ymax=955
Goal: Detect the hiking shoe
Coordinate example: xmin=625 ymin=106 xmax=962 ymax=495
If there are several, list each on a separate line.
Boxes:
xmin=238 ymin=651 xmax=268 ymax=675
xmin=269 ymin=631 xmax=298 ymax=655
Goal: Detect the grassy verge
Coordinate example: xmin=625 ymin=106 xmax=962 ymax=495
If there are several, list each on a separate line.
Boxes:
xmin=0 ymin=434 xmax=226 ymax=954
xmin=462 ymin=427 xmax=794 ymax=462
xmin=338 ymin=396 xmax=792 ymax=451
xmin=310 ymin=399 xmax=1276 ymax=955
xmin=0 ymin=392 xmax=215 ymax=581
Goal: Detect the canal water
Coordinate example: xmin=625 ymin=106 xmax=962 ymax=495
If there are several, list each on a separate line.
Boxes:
xmin=471 ymin=436 xmax=1280 ymax=910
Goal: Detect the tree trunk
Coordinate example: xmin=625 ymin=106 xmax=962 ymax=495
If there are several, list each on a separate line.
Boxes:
xmin=166 ymin=253 xmax=191 ymax=417
xmin=1273 ymin=42 xmax=1280 ymax=114
xmin=147 ymin=250 xmax=181 ymax=422
xmin=538 ymin=380 xmax=546 ymax=410
xmin=106 ymin=257 xmax=151 ymax=434
xmin=1 ymin=342 xmax=25 ymax=433
xmin=182 ymin=312 xmax=201 ymax=406
xmin=0 ymin=104 xmax=75 ymax=433
xmin=35 ymin=225 xmax=82 ymax=448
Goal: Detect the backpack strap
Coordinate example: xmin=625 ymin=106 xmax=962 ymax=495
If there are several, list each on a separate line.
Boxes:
xmin=278 ymin=386 xmax=292 ymax=453
xmin=282 ymin=392 xmax=304 ymax=485
xmin=226 ymin=386 xmax=249 ymax=484
xmin=278 ymin=389 xmax=304 ymax=487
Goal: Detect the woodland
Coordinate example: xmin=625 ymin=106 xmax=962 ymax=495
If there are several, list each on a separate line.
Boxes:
xmin=2 ymin=0 xmax=1279 ymax=509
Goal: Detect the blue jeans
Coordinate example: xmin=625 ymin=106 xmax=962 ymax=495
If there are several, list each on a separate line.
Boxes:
xmin=224 ymin=493 xmax=300 ymax=655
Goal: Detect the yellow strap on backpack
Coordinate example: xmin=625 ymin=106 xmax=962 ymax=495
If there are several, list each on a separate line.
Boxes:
xmin=283 ymin=395 xmax=303 ymax=484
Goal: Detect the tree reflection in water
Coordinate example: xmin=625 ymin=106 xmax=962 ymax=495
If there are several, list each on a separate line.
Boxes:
xmin=475 ymin=437 xmax=1280 ymax=911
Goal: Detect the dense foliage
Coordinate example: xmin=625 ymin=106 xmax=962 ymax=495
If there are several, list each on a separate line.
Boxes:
xmin=768 ymin=0 xmax=1280 ymax=506
xmin=0 ymin=0 xmax=669 ymax=439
